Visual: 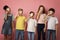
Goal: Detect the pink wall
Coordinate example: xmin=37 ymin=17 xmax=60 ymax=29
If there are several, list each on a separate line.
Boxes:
xmin=0 ymin=0 xmax=60 ymax=40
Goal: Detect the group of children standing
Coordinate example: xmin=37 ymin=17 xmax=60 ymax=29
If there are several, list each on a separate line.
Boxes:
xmin=1 ymin=5 xmax=58 ymax=40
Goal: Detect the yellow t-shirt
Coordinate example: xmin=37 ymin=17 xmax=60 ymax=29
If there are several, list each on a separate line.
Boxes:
xmin=16 ymin=16 xmax=26 ymax=30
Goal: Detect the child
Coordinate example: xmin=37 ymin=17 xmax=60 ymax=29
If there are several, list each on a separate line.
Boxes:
xmin=27 ymin=11 xmax=37 ymax=40
xmin=46 ymin=8 xmax=58 ymax=40
xmin=1 ymin=5 xmax=14 ymax=40
xmin=36 ymin=5 xmax=46 ymax=40
xmin=15 ymin=8 xmax=26 ymax=40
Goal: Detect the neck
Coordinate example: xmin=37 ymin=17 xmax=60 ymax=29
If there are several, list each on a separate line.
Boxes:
xmin=19 ymin=15 xmax=23 ymax=16
xmin=7 ymin=13 xmax=11 ymax=15
xmin=51 ymin=15 xmax=54 ymax=17
xmin=30 ymin=17 xmax=34 ymax=19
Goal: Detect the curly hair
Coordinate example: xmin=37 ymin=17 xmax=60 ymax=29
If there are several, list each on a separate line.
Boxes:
xmin=3 ymin=5 xmax=9 ymax=10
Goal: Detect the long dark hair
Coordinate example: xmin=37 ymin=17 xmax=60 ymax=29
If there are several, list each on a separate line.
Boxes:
xmin=37 ymin=5 xmax=45 ymax=14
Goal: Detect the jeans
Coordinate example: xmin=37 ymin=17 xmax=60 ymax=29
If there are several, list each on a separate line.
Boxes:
xmin=15 ymin=30 xmax=24 ymax=40
xmin=37 ymin=24 xmax=45 ymax=40
xmin=47 ymin=30 xmax=56 ymax=40
xmin=28 ymin=32 xmax=34 ymax=40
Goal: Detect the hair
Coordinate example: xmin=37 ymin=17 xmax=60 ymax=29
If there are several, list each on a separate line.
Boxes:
xmin=3 ymin=5 xmax=9 ymax=10
xmin=37 ymin=5 xmax=45 ymax=13
xmin=18 ymin=8 xmax=23 ymax=11
xmin=48 ymin=8 xmax=55 ymax=13
xmin=29 ymin=11 xmax=35 ymax=16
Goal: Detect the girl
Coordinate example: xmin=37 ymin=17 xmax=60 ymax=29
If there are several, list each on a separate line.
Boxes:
xmin=1 ymin=5 xmax=14 ymax=40
xmin=36 ymin=5 xmax=46 ymax=40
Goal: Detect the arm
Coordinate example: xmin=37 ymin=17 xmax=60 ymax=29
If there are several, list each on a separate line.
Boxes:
xmin=24 ymin=21 xmax=27 ymax=31
xmin=15 ymin=16 xmax=18 ymax=20
xmin=44 ymin=14 xmax=49 ymax=32
xmin=36 ymin=11 xmax=41 ymax=21
xmin=12 ymin=16 xmax=18 ymax=31
xmin=25 ymin=18 xmax=30 ymax=22
xmin=34 ymin=20 xmax=37 ymax=34
xmin=55 ymin=24 xmax=58 ymax=36
xmin=55 ymin=18 xmax=59 ymax=36
xmin=34 ymin=27 xmax=37 ymax=35
xmin=12 ymin=21 xmax=14 ymax=31
xmin=12 ymin=15 xmax=14 ymax=32
xmin=44 ymin=13 xmax=50 ymax=23
xmin=24 ymin=17 xmax=27 ymax=31
xmin=44 ymin=22 xmax=47 ymax=32
xmin=36 ymin=13 xmax=40 ymax=21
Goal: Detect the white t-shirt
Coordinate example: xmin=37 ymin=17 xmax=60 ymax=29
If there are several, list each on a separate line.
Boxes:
xmin=27 ymin=18 xmax=37 ymax=32
xmin=38 ymin=14 xmax=46 ymax=24
xmin=47 ymin=16 xmax=58 ymax=30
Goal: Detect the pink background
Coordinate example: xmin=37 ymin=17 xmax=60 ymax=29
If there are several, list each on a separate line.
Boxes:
xmin=0 ymin=0 xmax=60 ymax=40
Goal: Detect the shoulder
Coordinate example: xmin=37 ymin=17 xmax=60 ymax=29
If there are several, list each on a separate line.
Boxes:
xmin=41 ymin=14 xmax=46 ymax=16
xmin=11 ymin=13 xmax=13 ymax=16
xmin=22 ymin=16 xmax=26 ymax=20
xmin=43 ymin=14 xmax=46 ymax=16
xmin=54 ymin=17 xmax=58 ymax=20
xmin=15 ymin=15 xmax=19 ymax=19
xmin=23 ymin=16 xmax=26 ymax=18
xmin=4 ymin=13 xmax=7 ymax=16
xmin=34 ymin=19 xmax=37 ymax=22
xmin=54 ymin=17 xmax=57 ymax=18
xmin=9 ymin=13 xmax=13 ymax=16
xmin=34 ymin=19 xmax=37 ymax=20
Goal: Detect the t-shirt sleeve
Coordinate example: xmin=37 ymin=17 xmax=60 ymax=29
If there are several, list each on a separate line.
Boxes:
xmin=55 ymin=18 xmax=58 ymax=24
xmin=24 ymin=16 xmax=27 ymax=22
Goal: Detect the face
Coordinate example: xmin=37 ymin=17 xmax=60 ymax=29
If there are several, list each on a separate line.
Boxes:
xmin=6 ymin=8 xmax=11 ymax=14
xmin=29 ymin=13 xmax=34 ymax=17
xmin=6 ymin=8 xmax=10 ymax=11
xmin=48 ymin=11 xmax=54 ymax=15
xmin=39 ymin=7 xmax=43 ymax=12
xmin=18 ymin=10 xmax=23 ymax=15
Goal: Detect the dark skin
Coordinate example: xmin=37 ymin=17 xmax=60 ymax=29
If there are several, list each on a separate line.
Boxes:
xmin=4 ymin=8 xmax=14 ymax=40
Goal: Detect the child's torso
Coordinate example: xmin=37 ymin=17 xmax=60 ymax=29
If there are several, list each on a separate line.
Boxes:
xmin=16 ymin=16 xmax=26 ymax=30
xmin=47 ymin=16 xmax=57 ymax=30
xmin=27 ymin=18 xmax=37 ymax=32
xmin=38 ymin=14 xmax=46 ymax=24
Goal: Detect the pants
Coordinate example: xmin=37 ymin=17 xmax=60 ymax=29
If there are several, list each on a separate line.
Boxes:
xmin=37 ymin=24 xmax=45 ymax=40
xmin=47 ymin=30 xmax=56 ymax=40
xmin=28 ymin=32 xmax=34 ymax=40
xmin=15 ymin=30 xmax=24 ymax=40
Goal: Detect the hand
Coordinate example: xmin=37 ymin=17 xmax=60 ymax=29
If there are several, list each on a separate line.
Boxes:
xmin=56 ymin=31 xmax=57 ymax=37
xmin=47 ymin=13 xmax=51 ymax=16
xmin=24 ymin=29 xmax=26 ymax=32
xmin=34 ymin=31 xmax=37 ymax=35
xmin=12 ymin=28 xmax=14 ymax=33
xmin=39 ymin=10 xmax=42 ymax=13
xmin=28 ymin=17 xmax=30 ymax=20
xmin=44 ymin=28 xmax=46 ymax=32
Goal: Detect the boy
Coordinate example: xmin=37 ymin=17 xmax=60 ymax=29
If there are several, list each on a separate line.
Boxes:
xmin=15 ymin=8 xmax=26 ymax=40
xmin=27 ymin=11 xmax=37 ymax=40
xmin=47 ymin=8 xmax=58 ymax=40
